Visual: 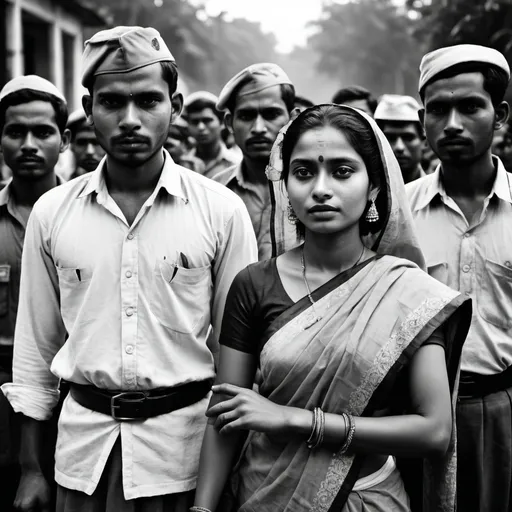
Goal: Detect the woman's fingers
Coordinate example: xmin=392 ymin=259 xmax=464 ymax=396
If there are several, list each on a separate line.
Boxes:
xmin=206 ymin=396 xmax=238 ymax=417
xmin=212 ymin=383 xmax=244 ymax=396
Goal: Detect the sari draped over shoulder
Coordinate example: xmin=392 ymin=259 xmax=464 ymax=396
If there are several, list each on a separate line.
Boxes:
xmin=230 ymin=256 xmax=470 ymax=512
xmin=225 ymin=105 xmax=471 ymax=512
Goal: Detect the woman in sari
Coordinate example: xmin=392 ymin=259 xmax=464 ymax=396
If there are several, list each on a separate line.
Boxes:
xmin=191 ymin=105 xmax=471 ymax=512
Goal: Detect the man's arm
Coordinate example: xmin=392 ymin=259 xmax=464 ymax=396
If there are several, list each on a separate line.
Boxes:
xmin=211 ymin=203 xmax=257 ymax=343
xmin=1 ymin=205 xmax=66 ymax=511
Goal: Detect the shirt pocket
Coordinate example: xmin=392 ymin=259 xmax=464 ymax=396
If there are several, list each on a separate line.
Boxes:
xmin=151 ymin=260 xmax=211 ymax=334
xmin=427 ymin=260 xmax=449 ymax=285
xmin=56 ymin=267 xmax=93 ymax=327
xmin=0 ymin=265 xmax=10 ymax=318
xmin=478 ymin=259 xmax=512 ymax=330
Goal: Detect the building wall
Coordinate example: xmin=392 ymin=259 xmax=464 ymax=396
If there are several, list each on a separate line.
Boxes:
xmin=4 ymin=0 xmax=88 ymax=110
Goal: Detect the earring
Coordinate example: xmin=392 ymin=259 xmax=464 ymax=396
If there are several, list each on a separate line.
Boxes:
xmin=365 ymin=199 xmax=379 ymax=223
xmin=287 ymin=203 xmax=298 ymax=225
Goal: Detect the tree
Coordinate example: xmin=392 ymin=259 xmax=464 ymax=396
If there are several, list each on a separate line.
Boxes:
xmin=309 ymin=0 xmax=424 ymax=97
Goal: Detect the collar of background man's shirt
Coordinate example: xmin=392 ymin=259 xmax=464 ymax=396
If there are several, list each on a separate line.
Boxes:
xmin=78 ymin=150 xmax=188 ymax=202
xmin=0 ymin=174 xmax=66 ymax=208
xmin=411 ymin=155 xmax=512 ymax=212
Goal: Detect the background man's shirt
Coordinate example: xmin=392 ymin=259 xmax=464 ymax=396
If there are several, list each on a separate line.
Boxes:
xmin=1 ymin=155 xmax=257 ymax=498
xmin=189 ymin=142 xmax=240 ymax=180
xmin=407 ymin=158 xmax=512 ymax=374
xmin=214 ymin=162 xmax=272 ymax=261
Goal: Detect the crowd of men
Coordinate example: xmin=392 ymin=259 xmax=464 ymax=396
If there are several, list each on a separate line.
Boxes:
xmin=0 ymin=24 xmax=511 ymax=512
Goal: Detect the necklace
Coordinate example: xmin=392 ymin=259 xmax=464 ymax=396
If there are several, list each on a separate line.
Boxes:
xmin=301 ymin=244 xmax=366 ymax=308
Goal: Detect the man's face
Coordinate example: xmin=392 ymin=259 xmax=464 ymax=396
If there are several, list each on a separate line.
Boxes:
xmin=1 ymin=100 xmax=65 ymax=180
xmin=421 ymin=72 xmax=497 ymax=166
xmin=229 ymin=85 xmax=290 ymax=163
xmin=71 ymin=124 xmax=106 ymax=173
xmin=164 ymin=127 xmax=185 ymax=161
xmin=187 ymin=108 xmax=222 ymax=147
xmin=343 ymin=99 xmax=373 ymax=117
xmin=88 ymin=62 xmax=173 ymax=168
xmin=380 ymin=121 xmax=423 ymax=176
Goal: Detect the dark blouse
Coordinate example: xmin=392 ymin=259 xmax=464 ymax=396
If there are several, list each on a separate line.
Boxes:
xmin=220 ymin=258 xmax=446 ymax=356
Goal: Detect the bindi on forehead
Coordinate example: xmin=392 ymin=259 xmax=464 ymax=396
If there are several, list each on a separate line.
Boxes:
xmin=318 ymin=155 xmax=324 ymax=163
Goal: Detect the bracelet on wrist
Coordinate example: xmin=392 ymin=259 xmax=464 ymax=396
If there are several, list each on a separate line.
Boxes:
xmin=339 ymin=412 xmax=356 ymax=454
xmin=190 ymin=507 xmax=213 ymax=512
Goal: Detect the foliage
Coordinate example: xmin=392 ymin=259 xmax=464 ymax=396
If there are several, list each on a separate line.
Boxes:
xmin=308 ymin=0 xmax=424 ymax=97
xmin=406 ymin=0 xmax=512 ymax=61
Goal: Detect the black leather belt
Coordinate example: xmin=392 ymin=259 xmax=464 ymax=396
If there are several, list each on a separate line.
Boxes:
xmin=69 ymin=379 xmax=213 ymax=421
xmin=458 ymin=366 xmax=512 ymax=399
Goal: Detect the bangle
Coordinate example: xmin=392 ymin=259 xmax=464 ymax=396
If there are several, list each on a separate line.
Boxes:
xmin=190 ymin=507 xmax=212 ymax=512
xmin=306 ymin=407 xmax=319 ymax=448
xmin=339 ymin=413 xmax=356 ymax=454
xmin=307 ymin=407 xmax=325 ymax=449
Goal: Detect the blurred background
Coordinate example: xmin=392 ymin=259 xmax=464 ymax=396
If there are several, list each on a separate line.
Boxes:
xmin=3 ymin=0 xmax=512 ymax=112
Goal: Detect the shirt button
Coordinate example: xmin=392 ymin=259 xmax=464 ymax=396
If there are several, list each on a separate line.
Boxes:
xmin=125 ymin=345 xmax=134 ymax=355
xmin=462 ymin=264 xmax=471 ymax=273
xmin=127 ymin=233 xmax=134 ymax=240
xmin=506 ymin=261 xmax=512 ymax=268
xmin=126 ymin=307 xmax=134 ymax=317
xmin=463 ymin=233 xmax=470 ymax=238
xmin=125 ymin=270 xmax=133 ymax=278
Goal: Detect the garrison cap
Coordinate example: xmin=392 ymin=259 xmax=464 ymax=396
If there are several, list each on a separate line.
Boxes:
xmin=0 ymin=75 xmax=66 ymax=105
xmin=419 ymin=44 xmax=510 ymax=93
xmin=184 ymin=91 xmax=219 ymax=108
xmin=217 ymin=63 xmax=293 ymax=112
xmin=374 ymin=94 xmax=421 ymax=123
xmin=81 ymin=26 xmax=175 ymax=87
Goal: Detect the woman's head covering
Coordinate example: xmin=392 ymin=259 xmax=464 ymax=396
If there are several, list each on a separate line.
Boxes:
xmin=266 ymin=104 xmax=426 ymax=269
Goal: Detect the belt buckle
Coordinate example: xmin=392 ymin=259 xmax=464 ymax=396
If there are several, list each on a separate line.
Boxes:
xmin=110 ymin=391 xmax=147 ymax=421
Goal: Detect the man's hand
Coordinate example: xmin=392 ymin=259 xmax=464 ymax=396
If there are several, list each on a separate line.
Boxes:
xmin=14 ymin=471 xmax=51 ymax=512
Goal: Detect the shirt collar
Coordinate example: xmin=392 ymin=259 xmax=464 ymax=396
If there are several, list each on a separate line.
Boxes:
xmin=78 ymin=151 xmax=188 ymax=202
xmin=0 ymin=174 xmax=65 ymax=207
xmin=412 ymin=155 xmax=512 ymax=211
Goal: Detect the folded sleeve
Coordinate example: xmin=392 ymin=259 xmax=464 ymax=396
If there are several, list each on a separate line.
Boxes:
xmin=1 ymin=205 xmax=66 ymax=420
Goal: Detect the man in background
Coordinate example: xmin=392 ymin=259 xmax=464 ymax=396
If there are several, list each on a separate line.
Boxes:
xmin=375 ymin=94 xmax=425 ymax=183
xmin=67 ymin=109 xmax=105 ymax=179
xmin=214 ymin=63 xmax=296 ymax=261
xmin=0 ymin=74 xmax=69 ymax=511
xmin=332 ymin=85 xmax=377 ymax=117
xmin=184 ymin=91 xmax=239 ymax=179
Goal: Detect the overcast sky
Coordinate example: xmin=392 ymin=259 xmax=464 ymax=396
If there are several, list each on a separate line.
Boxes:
xmin=200 ymin=0 xmax=324 ymax=52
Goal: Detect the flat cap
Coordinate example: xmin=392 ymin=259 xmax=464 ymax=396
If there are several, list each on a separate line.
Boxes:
xmin=82 ymin=26 xmax=175 ymax=87
xmin=184 ymin=91 xmax=219 ymax=108
xmin=0 ymin=75 xmax=66 ymax=105
xmin=217 ymin=63 xmax=293 ymax=111
xmin=419 ymin=44 xmax=510 ymax=93
xmin=374 ymin=94 xmax=421 ymax=123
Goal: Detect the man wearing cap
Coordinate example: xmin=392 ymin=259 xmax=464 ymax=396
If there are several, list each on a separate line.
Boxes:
xmin=214 ymin=63 xmax=296 ymax=261
xmin=67 ymin=109 xmax=106 ymax=180
xmin=164 ymin=117 xmax=205 ymax=174
xmin=2 ymin=26 xmax=257 ymax=512
xmin=184 ymin=91 xmax=239 ymax=180
xmin=407 ymin=44 xmax=512 ymax=511
xmin=0 ymin=74 xmax=69 ymax=510
xmin=375 ymin=94 xmax=426 ymax=183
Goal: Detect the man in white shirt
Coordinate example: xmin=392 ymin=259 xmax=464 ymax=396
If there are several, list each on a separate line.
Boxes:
xmin=2 ymin=26 xmax=257 ymax=512
xmin=407 ymin=44 xmax=512 ymax=511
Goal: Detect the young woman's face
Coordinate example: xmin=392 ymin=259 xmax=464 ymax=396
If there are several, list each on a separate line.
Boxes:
xmin=287 ymin=125 xmax=371 ymax=236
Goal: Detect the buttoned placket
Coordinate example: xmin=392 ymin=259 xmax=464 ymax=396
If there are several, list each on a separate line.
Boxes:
xmin=96 ymin=189 xmax=160 ymax=391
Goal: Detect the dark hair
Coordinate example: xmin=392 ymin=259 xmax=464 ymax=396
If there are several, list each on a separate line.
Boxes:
xmin=420 ymin=61 xmax=509 ymax=106
xmin=294 ymin=95 xmax=314 ymax=109
xmin=86 ymin=60 xmax=179 ymax=98
xmin=225 ymin=83 xmax=295 ymax=115
xmin=376 ymin=119 xmax=424 ymax=138
xmin=332 ymin=86 xmax=378 ymax=114
xmin=281 ymin=104 xmax=385 ymax=237
xmin=185 ymin=98 xmax=223 ymax=121
xmin=0 ymin=89 xmax=68 ymax=134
